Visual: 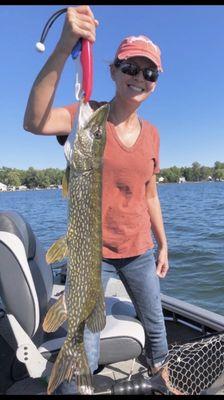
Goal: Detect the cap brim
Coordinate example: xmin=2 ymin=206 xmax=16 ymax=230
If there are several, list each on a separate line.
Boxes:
xmin=117 ymin=50 xmax=163 ymax=72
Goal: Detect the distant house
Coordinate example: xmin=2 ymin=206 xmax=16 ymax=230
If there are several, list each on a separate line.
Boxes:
xmin=207 ymin=176 xmax=213 ymax=181
xmin=158 ymin=176 xmax=165 ymax=183
xmin=8 ymin=186 xmax=16 ymax=191
xmin=178 ymin=177 xmax=186 ymax=183
xmin=17 ymin=185 xmax=28 ymax=191
xmin=0 ymin=182 xmax=7 ymax=191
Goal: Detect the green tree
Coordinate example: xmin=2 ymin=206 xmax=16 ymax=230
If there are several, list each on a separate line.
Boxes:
xmin=160 ymin=166 xmax=180 ymax=183
xmin=213 ymin=169 xmax=224 ymax=181
xmin=181 ymin=167 xmax=193 ymax=182
xmin=199 ymin=166 xmax=212 ymax=181
xmin=0 ymin=166 xmax=10 ymax=184
xmin=19 ymin=169 xmax=27 ymax=185
xmin=214 ymin=161 xmax=224 ymax=170
xmin=36 ymin=171 xmax=51 ymax=188
xmin=44 ymin=168 xmax=64 ymax=185
xmin=6 ymin=171 xmax=21 ymax=187
xmin=192 ymin=162 xmax=201 ymax=181
xmin=24 ymin=167 xmax=39 ymax=188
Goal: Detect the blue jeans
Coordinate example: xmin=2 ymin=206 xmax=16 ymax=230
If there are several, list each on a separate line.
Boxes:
xmin=54 ymin=249 xmax=168 ymax=394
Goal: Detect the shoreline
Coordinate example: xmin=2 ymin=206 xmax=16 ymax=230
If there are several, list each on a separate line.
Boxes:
xmin=0 ymin=180 xmax=224 ymax=193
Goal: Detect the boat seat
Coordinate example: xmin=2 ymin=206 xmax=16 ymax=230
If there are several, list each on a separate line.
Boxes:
xmin=0 ymin=210 xmax=145 ymax=393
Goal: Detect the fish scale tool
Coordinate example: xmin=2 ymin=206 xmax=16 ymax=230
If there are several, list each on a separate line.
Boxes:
xmin=35 ymin=7 xmax=93 ymax=103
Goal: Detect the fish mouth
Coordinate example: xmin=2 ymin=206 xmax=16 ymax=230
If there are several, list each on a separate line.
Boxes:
xmin=95 ymin=104 xmax=110 ymax=126
xmin=86 ymin=103 xmax=110 ymax=131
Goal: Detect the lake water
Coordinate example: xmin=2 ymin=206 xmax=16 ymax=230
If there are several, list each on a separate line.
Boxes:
xmin=0 ymin=181 xmax=223 ymax=316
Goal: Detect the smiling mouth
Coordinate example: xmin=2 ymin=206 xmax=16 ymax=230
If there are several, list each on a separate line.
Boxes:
xmin=127 ymin=84 xmax=144 ymax=93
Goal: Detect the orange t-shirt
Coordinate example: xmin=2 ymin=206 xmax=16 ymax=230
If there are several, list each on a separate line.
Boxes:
xmin=61 ymin=101 xmax=160 ymax=259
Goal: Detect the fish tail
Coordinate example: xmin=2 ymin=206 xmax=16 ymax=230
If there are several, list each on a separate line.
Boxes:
xmin=46 ymin=236 xmax=68 ymax=264
xmin=62 ymin=165 xmax=70 ymax=197
xmin=47 ymin=337 xmax=93 ymax=395
xmin=43 ymin=293 xmax=67 ymax=332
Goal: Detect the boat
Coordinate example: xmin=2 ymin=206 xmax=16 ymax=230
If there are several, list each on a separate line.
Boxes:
xmin=0 ymin=210 xmax=224 ymax=395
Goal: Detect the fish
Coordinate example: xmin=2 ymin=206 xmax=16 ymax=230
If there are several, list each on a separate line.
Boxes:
xmin=45 ymin=99 xmax=110 ymax=395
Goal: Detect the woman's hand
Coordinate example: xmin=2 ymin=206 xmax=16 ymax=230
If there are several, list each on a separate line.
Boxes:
xmin=56 ymin=5 xmax=99 ymax=56
xmin=156 ymin=247 xmax=169 ymax=278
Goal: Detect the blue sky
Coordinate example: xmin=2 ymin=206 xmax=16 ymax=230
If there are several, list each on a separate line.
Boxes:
xmin=1 ymin=5 xmax=224 ymax=170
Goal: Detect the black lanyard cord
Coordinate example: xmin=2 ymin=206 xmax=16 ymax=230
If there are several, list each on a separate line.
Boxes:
xmin=36 ymin=8 xmax=68 ymax=52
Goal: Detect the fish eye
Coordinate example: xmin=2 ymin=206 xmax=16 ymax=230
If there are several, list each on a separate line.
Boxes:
xmin=94 ymin=130 xmax=102 ymax=139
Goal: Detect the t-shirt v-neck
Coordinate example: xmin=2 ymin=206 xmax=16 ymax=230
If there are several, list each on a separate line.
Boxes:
xmin=107 ymin=119 xmax=144 ymax=152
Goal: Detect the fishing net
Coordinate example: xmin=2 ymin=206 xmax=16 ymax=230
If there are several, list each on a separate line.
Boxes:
xmin=162 ymin=331 xmax=224 ymax=395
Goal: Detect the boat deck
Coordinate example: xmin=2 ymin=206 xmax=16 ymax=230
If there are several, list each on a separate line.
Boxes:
xmin=5 ymin=277 xmax=224 ymax=395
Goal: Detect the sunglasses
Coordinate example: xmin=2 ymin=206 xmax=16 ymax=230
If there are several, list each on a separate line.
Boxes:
xmin=115 ymin=60 xmax=159 ymax=83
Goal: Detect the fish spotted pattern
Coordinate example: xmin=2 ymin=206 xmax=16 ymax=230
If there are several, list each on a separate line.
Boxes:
xmin=45 ymin=100 xmax=110 ymax=394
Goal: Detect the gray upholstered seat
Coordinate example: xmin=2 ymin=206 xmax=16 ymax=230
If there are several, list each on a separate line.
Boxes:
xmin=0 ymin=210 xmax=145 ymax=393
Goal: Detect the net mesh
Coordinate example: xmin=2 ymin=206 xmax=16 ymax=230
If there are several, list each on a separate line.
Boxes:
xmin=163 ymin=332 xmax=224 ymax=395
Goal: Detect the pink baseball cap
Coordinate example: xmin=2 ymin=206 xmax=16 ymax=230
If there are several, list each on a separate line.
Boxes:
xmin=115 ymin=35 xmax=163 ymax=72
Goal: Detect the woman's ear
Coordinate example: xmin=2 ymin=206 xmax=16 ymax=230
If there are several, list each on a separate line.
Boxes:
xmin=150 ymin=82 xmax=157 ymax=93
xmin=110 ymin=64 xmax=116 ymax=81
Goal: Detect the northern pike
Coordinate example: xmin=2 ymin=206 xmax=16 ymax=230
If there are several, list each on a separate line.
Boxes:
xmin=45 ymin=100 xmax=110 ymax=395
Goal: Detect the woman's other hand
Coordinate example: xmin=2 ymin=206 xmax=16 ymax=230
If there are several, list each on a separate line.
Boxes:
xmin=156 ymin=247 xmax=169 ymax=278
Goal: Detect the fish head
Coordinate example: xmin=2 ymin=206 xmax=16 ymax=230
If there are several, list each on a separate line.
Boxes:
xmin=72 ymin=103 xmax=110 ymax=172
xmin=89 ymin=104 xmax=110 ymax=168
xmin=85 ymin=103 xmax=110 ymax=138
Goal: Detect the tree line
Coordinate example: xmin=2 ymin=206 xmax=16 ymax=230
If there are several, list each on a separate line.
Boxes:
xmin=0 ymin=167 xmax=64 ymax=189
xmin=158 ymin=161 xmax=224 ymax=183
xmin=0 ymin=161 xmax=224 ymax=188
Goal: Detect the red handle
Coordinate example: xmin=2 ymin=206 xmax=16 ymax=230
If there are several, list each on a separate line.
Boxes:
xmin=80 ymin=39 xmax=93 ymax=103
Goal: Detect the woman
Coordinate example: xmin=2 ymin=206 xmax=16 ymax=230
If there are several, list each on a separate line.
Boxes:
xmin=24 ymin=5 xmax=177 ymax=395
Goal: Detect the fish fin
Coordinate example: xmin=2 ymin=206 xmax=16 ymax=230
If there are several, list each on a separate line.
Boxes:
xmin=86 ymin=289 xmax=106 ymax=332
xmin=62 ymin=165 xmax=70 ymax=197
xmin=42 ymin=293 xmax=67 ymax=333
xmin=47 ymin=327 xmax=93 ymax=395
xmin=46 ymin=236 xmax=68 ymax=264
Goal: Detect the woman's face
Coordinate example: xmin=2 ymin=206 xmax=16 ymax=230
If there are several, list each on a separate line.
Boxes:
xmin=111 ymin=56 xmax=158 ymax=105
